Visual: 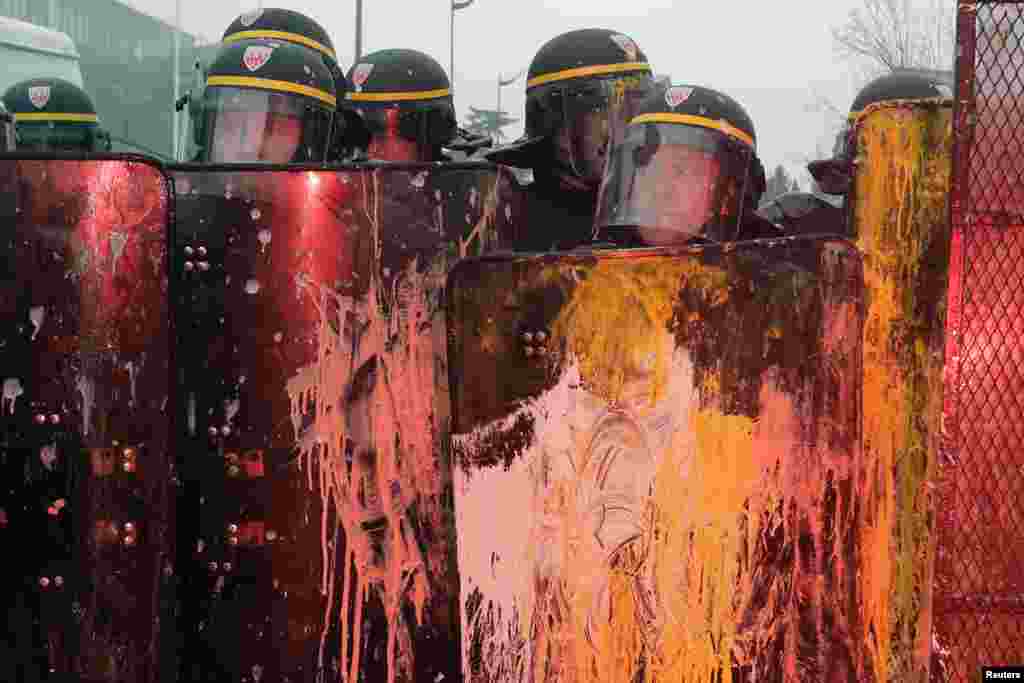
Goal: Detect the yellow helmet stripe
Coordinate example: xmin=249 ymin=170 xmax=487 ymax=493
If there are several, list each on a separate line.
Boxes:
xmin=630 ymin=112 xmax=755 ymax=149
xmin=223 ymin=30 xmax=336 ymax=61
xmin=14 ymin=112 xmax=99 ymax=123
xmin=207 ymin=75 xmax=337 ymax=107
xmin=526 ymin=61 xmax=651 ymax=89
xmin=345 ymin=88 xmax=451 ymax=102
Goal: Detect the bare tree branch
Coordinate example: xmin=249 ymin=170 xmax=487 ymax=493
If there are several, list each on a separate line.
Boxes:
xmin=832 ymin=0 xmax=954 ymax=73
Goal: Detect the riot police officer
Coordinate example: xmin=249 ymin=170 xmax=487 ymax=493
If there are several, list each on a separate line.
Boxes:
xmin=185 ymin=37 xmax=339 ymax=163
xmin=219 ymin=7 xmax=358 ymax=160
xmin=594 ymin=82 xmax=779 ymax=246
xmin=0 ymin=100 xmax=14 ymax=151
xmin=485 ymin=28 xmax=655 ymax=251
xmin=342 ymin=48 xmax=488 ymax=162
xmin=1 ymin=77 xmax=111 ymax=152
xmin=762 ymin=69 xmax=951 ymax=236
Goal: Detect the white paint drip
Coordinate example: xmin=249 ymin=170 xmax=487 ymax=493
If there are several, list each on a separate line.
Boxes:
xmin=125 ymin=361 xmax=137 ymax=407
xmin=451 ymin=348 xmax=696 ymax=680
xmin=257 ymin=228 xmax=272 ymax=254
xmin=2 ymin=378 xmax=23 ymax=415
xmin=109 ymin=231 xmax=128 ymax=277
xmin=39 ymin=443 xmax=57 ymax=470
xmin=28 ymin=306 xmax=45 ymax=341
xmin=75 ymin=376 xmax=93 ymax=435
xmin=187 ymin=393 xmax=197 ymax=436
xmin=224 ymin=398 xmax=240 ymax=425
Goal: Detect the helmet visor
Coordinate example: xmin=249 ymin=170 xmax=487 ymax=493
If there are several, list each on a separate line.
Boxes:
xmin=348 ymin=101 xmax=455 ymax=152
xmin=198 ymin=86 xmax=333 ymax=163
xmin=595 ymin=122 xmax=752 ymax=244
xmin=533 ymin=73 xmax=652 ymax=182
xmin=14 ymin=121 xmax=102 ymax=152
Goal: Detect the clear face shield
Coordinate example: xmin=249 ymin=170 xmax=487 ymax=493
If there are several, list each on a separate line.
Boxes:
xmin=357 ymin=106 xmax=432 ymax=162
xmin=13 ymin=121 xmax=109 ymax=152
xmin=540 ymin=73 xmax=653 ymax=186
xmin=193 ymin=86 xmax=333 ymax=163
xmin=595 ymin=122 xmax=753 ymax=245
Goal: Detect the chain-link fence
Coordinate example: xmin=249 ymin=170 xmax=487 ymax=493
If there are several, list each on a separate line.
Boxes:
xmin=938 ymin=1 xmax=1024 ymax=678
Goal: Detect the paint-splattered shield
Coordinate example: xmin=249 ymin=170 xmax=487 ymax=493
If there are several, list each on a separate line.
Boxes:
xmin=0 ymin=157 xmax=172 ymax=682
xmin=849 ymin=99 xmax=952 ymax=680
xmin=447 ymin=238 xmax=867 ymax=681
xmin=170 ymin=162 xmax=522 ymax=682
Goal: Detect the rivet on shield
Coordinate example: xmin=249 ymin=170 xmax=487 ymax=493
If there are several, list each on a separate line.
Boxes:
xmin=34 ymin=414 xmax=45 ymax=424
xmin=197 ymin=246 xmax=207 ymax=257
xmin=184 ymin=261 xmax=195 ymax=272
xmin=198 ymin=261 xmax=211 ymax=272
xmin=39 ymin=576 xmax=50 ymax=588
xmin=184 ymin=246 xmax=194 ymax=256
xmin=208 ymin=426 xmax=219 ymax=437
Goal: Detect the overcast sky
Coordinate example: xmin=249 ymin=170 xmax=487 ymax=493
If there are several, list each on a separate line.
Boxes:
xmin=126 ymin=0 xmax=894 ymax=182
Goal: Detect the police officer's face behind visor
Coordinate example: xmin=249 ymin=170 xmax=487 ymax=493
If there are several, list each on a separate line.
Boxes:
xmin=552 ymin=76 xmax=649 ymax=187
xmin=596 ymin=124 xmax=749 ymax=245
xmin=207 ymin=88 xmax=303 ymax=163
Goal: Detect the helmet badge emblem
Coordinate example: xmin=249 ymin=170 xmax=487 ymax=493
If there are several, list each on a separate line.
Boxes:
xmin=239 ymin=8 xmax=263 ymax=27
xmin=665 ymin=86 xmax=692 ymax=109
xmin=610 ymin=34 xmax=638 ymax=61
xmin=28 ymin=85 xmax=51 ymax=109
xmin=351 ymin=63 xmax=374 ymax=92
xmin=243 ymin=45 xmax=274 ymax=72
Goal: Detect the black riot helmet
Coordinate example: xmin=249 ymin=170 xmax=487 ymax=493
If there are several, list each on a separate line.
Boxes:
xmin=189 ymin=38 xmax=337 ymax=163
xmin=221 ymin=7 xmax=351 ymax=157
xmin=342 ymin=48 xmax=457 ymax=161
xmin=485 ymin=28 xmax=654 ymax=186
xmin=0 ymin=100 xmax=14 ymax=151
xmin=2 ymin=77 xmax=111 ymax=152
xmin=595 ymin=83 xmax=764 ymax=244
xmin=809 ymin=69 xmax=952 ymax=195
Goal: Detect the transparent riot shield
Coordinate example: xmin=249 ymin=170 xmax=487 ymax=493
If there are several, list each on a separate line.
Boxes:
xmin=0 ymin=156 xmax=173 ymax=682
xmin=170 ymin=162 xmax=522 ymax=682
xmin=447 ymin=237 xmax=867 ymax=681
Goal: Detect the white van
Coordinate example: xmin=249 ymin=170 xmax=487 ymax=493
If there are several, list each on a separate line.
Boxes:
xmin=0 ymin=15 xmax=83 ymax=96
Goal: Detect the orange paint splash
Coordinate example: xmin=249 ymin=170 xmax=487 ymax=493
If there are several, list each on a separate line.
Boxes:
xmin=852 ymin=101 xmax=951 ymax=682
xmin=452 ymin=248 xmax=866 ymax=681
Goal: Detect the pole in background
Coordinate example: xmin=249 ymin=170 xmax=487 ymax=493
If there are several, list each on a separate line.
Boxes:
xmin=355 ymin=0 xmax=363 ymax=60
xmin=451 ymin=0 xmax=475 ymax=94
xmin=172 ymin=0 xmax=182 ymax=158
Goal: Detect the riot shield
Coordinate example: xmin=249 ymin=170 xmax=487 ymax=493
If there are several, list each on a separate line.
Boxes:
xmin=447 ymin=237 xmax=867 ymax=681
xmin=170 ymin=162 xmax=522 ymax=682
xmin=0 ymin=156 xmax=173 ymax=682
xmin=849 ymin=100 xmax=954 ymax=678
